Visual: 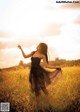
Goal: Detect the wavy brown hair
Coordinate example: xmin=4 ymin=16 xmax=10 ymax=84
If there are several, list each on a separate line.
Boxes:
xmin=38 ymin=43 xmax=48 ymax=63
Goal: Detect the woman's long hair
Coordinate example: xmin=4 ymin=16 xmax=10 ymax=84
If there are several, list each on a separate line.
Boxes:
xmin=38 ymin=43 xmax=48 ymax=63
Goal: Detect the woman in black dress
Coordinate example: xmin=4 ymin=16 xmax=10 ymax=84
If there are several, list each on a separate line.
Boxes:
xmin=18 ymin=43 xmax=62 ymax=103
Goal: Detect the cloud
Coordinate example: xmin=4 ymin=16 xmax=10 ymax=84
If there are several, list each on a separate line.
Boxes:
xmin=74 ymin=16 xmax=80 ymax=24
xmin=0 ymin=38 xmax=18 ymax=49
xmin=0 ymin=42 xmax=7 ymax=49
xmin=16 ymin=33 xmax=48 ymax=49
xmin=47 ymin=0 xmax=80 ymax=10
xmin=48 ymin=47 xmax=58 ymax=60
xmin=0 ymin=48 xmax=21 ymax=68
xmin=41 ymin=23 xmax=62 ymax=36
xmin=43 ymin=34 xmax=80 ymax=60
xmin=60 ymin=3 xmax=80 ymax=9
xmin=0 ymin=32 xmax=12 ymax=37
xmin=0 ymin=35 xmax=43 ymax=50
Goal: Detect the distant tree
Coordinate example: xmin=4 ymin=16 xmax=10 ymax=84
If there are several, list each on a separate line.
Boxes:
xmin=55 ymin=57 xmax=59 ymax=61
xmin=19 ymin=60 xmax=24 ymax=66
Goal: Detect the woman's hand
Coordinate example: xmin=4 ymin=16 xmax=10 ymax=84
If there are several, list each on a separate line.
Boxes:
xmin=56 ymin=67 xmax=61 ymax=70
xmin=18 ymin=45 xmax=22 ymax=50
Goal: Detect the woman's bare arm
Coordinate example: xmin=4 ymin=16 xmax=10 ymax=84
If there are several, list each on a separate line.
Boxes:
xmin=18 ymin=45 xmax=35 ymax=58
xmin=42 ymin=55 xmax=57 ymax=69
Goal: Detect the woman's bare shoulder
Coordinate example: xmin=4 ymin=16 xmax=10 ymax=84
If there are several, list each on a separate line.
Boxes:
xmin=40 ymin=53 xmax=45 ymax=59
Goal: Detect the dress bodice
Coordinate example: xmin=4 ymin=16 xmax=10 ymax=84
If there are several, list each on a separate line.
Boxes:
xmin=31 ymin=57 xmax=41 ymax=67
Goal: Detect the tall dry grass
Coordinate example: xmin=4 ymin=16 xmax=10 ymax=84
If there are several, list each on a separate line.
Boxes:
xmin=0 ymin=66 xmax=80 ymax=112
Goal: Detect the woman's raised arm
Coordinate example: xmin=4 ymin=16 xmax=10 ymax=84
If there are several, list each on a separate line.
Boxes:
xmin=18 ymin=45 xmax=35 ymax=58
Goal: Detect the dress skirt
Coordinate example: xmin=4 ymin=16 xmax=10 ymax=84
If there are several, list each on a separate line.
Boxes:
xmin=29 ymin=65 xmax=62 ymax=96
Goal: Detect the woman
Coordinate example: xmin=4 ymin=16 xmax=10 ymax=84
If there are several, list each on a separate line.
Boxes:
xmin=18 ymin=43 xmax=62 ymax=103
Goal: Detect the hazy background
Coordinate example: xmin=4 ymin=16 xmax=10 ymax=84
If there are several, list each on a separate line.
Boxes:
xmin=0 ymin=0 xmax=80 ymax=68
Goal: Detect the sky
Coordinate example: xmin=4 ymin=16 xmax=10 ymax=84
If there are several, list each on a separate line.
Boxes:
xmin=0 ymin=0 xmax=80 ymax=68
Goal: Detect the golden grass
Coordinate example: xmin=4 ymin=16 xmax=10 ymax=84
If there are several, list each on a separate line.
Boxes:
xmin=0 ymin=66 xmax=80 ymax=112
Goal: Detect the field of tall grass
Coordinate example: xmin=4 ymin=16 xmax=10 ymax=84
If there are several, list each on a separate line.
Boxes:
xmin=0 ymin=66 xmax=80 ymax=112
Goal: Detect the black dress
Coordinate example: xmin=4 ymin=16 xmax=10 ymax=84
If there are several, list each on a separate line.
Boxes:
xmin=29 ymin=57 xmax=62 ymax=96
